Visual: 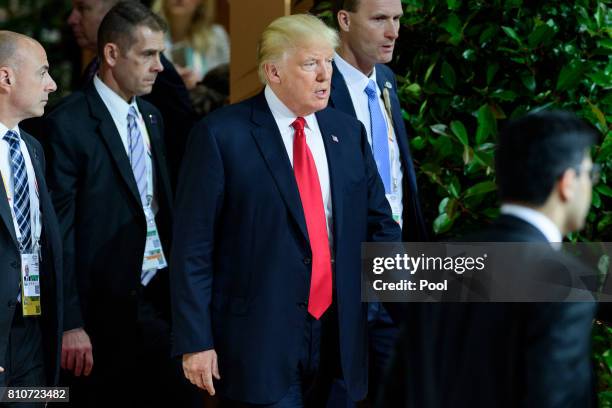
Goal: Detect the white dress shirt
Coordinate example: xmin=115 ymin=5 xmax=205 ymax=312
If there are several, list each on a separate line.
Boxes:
xmin=0 ymin=122 xmax=41 ymax=250
xmin=500 ymin=204 xmax=562 ymax=244
xmin=94 ymin=75 xmax=158 ymax=212
xmin=264 ymin=86 xmax=333 ymax=244
xmin=334 ymin=52 xmax=404 ymax=227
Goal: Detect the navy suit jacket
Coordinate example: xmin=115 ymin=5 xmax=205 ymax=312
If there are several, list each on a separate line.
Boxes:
xmin=330 ymin=62 xmax=427 ymax=242
xmin=170 ymin=91 xmax=401 ymax=404
xmin=0 ymin=132 xmax=64 ymax=385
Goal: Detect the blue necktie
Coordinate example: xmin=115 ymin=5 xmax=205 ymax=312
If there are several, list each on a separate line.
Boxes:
xmin=365 ymin=80 xmax=391 ymax=194
xmin=127 ymin=106 xmax=148 ymax=207
xmin=4 ymin=130 xmax=32 ymax=252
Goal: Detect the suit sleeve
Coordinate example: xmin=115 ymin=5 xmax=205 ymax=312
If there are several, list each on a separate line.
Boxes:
xmin=522 ymin=302 xmax=596 ymax=407
xmin=360 ymin=122 xmax=402 ymax=243
xmin=45 ymin=117 xmax=84 ymax=331
xmin=170 ymin=119 xmax=224 ymax=356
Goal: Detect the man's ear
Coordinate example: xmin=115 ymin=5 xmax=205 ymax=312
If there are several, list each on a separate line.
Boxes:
xmin=263 ymin=62 xmax=282 ymax=85
xmin=0 ymin=67 xmax=13 ymax=94
xmin=558 ymin=168 xmax=578 ymax=203
xmin=102 ymin=43 xmax=120 ymax=67
xmin=337 ymin=10 xmax=351 ymax=32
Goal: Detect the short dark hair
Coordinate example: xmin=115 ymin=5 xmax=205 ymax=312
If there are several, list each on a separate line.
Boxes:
xmin=97 ymin=1 xmax=167 ymax=57
xmin=496 ymin=110 xmax=600 ymax=205
xmin=333 ymin=0 xmax=361 ymax=27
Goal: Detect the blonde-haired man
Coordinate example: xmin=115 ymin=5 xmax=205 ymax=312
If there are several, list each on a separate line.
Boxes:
xmin=170 ymin=13 xmax=400 ymax=407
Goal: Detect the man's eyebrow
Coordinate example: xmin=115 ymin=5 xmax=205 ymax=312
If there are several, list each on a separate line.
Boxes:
xmin=39 ymin=65 xmax=49 ymax=73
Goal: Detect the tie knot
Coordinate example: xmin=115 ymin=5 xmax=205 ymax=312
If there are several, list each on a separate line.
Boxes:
xmin=3 ymin=130 xmax=19 ymax=145
xmin=292 ymin=117 xmax=306 ymax=133
xmin=364 ymin=80 xmax=378 ymax=99
xmin=128 ymin=105 xmax=138 ymax=119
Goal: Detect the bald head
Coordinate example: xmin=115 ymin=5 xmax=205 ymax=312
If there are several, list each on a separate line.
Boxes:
xmin=0 ymin=31 xmax=56 ymax=128
xmin=0 ymin=31 xmax=40 ymax=70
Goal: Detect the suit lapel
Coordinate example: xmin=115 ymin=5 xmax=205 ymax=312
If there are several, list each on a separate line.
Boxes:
xmin=330 ymin=62 xmax=357 ymax=117
xmin=315 ymin=108 xmax=344 ymax=249
xmin=85 ymin=83 xmax=142 ymax=211
xmin=0 ymin=166 xmax=18 ymax=248
xmin=249 ymin=93 xmax=309 ymax=243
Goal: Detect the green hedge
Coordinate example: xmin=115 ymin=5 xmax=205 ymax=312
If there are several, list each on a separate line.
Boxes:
xmin=314 ymin=0 xmax=612 ymax=404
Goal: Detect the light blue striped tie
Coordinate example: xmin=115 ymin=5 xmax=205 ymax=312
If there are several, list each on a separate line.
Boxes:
xmin=127 ymin=106 xmax=148 ymax=207
xmin=4 ymin=130 xmax=32 ymax=251
xmin=365 ymin=80 xmax=391 ymax=194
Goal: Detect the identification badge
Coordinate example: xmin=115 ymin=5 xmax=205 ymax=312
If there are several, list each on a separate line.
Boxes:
xmin=387 ymin=193 xmax=403 ymax=228
xmin=142 ymin=208 xmax=167 ymax=271
xmin=21 ymin=253 xmax=41 ymax=316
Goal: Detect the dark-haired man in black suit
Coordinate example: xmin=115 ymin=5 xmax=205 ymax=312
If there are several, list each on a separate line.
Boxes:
xmin=46 ymin=3 xmax=199 ymax=406
xmin=380 ymin=110 xmax=600 ymax=408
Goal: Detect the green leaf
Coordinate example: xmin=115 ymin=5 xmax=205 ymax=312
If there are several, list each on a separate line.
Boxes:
xmin=556 ymin=61 xmax=587 ymax=91
xmin=433 ymin=213 xmax=453 ymax=234
xmin=490 ymin=89 xmax=518 ymax=101
xmin=441 ymin=14 xmax=462 ymax=37
xmin=520 ymin=72 xmax=536 ymax=92
xmin=447 ymin=0 xmax=461 ymax=10
xmin=438 ymin=197 xmax=450 ymax=214
xmin=430 ymin=124 xmax=449 ymax=136
xmin=501 ymin=26 xmax=522 ymax=45
xmin=475 ymin=104 xmax=497 ymax=145
xmin=527 ymin=24 xmax=555 ymax=48
xmin=450 ymin=120 xmax=468 ymax=146
xmin=410 ymin=136 xmax=426 ymax=150
xmin=597 ymin=214 xmax=612 ymax=233
xmin=463 ymin=181 xmax=497 ymax=198
xmin=593 ymin=190 xmax=602 ymax=209
xmin=486 ymin=64 xmax=499 ymax=85
xmin=596 ymin=185 xmax=612 ymax=198
xmin=441 ymin=61 xmax=457 ymax=89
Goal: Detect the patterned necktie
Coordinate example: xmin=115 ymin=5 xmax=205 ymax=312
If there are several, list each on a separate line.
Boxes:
xmin=365 ymin=80 xmax=391 ymax=193
xmin=292 ymin=117 xmax=332 ymax=319
xmin=127 ymin=106 xmax=148 ymax=207
xmin=3 ymin=130 xmax=32 ymax=251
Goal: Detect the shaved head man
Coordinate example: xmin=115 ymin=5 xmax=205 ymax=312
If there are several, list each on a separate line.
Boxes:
xmin=0 ymin=31 xmax=65 ymax=394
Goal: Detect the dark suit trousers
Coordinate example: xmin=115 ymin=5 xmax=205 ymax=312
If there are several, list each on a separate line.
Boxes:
xmin=0 ymin=306 xmax=45 ymax=408
xmin=61 ymin=290 xmax=201 ymax=408
xmin=221 ymin=304 xmax=342 ymax=408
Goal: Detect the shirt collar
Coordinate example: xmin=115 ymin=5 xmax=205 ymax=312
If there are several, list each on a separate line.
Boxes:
xmin=264 ymin=85 xmax=317 ymax=132
xmin=333 ymin=52 xmax=377 ymax=94
xmin=0 ymin=122 xmax=21 ymax=141
xmin=93 ymin=75 xmax=140 ymax=123
xmin=500 ymin=203 xmax=563 ymax=243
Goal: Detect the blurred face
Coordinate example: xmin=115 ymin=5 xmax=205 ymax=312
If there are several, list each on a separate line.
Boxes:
xmin=565 ymin=155 xmax=594 ymax=233
xmin=10 ymin=41 xmax=57 ymax=122
xmin=267 ymin=42 xmax=333 ymax=117
xmin=68 ymin=0 xmax=113 ymax=51
xmin=108 ymin=26 xmax=165 ymax=101
xmin=339 ymin=0 xmax=403 ymax=73
xmin=165 ymin=0 xmax=201 ymax=18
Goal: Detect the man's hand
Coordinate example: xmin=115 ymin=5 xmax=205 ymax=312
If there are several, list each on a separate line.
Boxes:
xmin=61 ymin=328 xmax=93 ymax=376
xmin=182 ymin=349 xmax=220 ymax=395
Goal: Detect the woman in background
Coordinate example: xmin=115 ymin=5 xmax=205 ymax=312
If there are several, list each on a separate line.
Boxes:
xmin=152 ymin=0 xmax=230 ymax=90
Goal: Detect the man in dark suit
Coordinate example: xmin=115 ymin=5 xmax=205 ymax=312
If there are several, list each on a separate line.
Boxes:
xmin=171 ymin=13 xmax=401 ymax=407
xmin=379 ymin=111 xmax=600 ymax=408
xmin=0 ymin=31 xmax=64 ymax=395
xmin=67 ymin=0 xmax=196 ymax=184
xmin=45 ymin=3 xmax=198 ymax=406
xmin=328 ymin=0 xmax=427 ymax=402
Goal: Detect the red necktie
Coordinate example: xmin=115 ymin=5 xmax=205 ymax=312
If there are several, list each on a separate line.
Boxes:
xmin=292 ymin=117 xmax=332 ymax=319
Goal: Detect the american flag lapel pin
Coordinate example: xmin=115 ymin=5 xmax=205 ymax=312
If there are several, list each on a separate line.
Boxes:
xmin=385 ymin=81 xmax=392 ymax=89
xmin=331 ymin=135 xmax=339 ymax=143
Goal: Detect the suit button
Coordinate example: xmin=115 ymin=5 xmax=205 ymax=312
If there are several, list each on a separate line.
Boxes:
xmin=297 ymin=302 xmax=307 ymax=309
xmin=10 ymin=261 xmax=18 ymax=269
xmin=303 ymin=257 xmax=311 ymax=265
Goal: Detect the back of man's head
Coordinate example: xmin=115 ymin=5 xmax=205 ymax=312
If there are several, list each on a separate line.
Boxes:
xmin=496 ymin=110 xmax=599 ymax=206
xmin=97 ymin=0 xmax=166 ymax=58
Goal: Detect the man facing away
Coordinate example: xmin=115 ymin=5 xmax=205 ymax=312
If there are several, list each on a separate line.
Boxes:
xmin=170 ymin=13 xmax=401 ymax=408
xmin=45 ymin=2 xmax=199 ymax=406
xmin=0 ymin=31 xmax=64 ymax=404
xmin=380 ymin=110 xmax=600 ymax=408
